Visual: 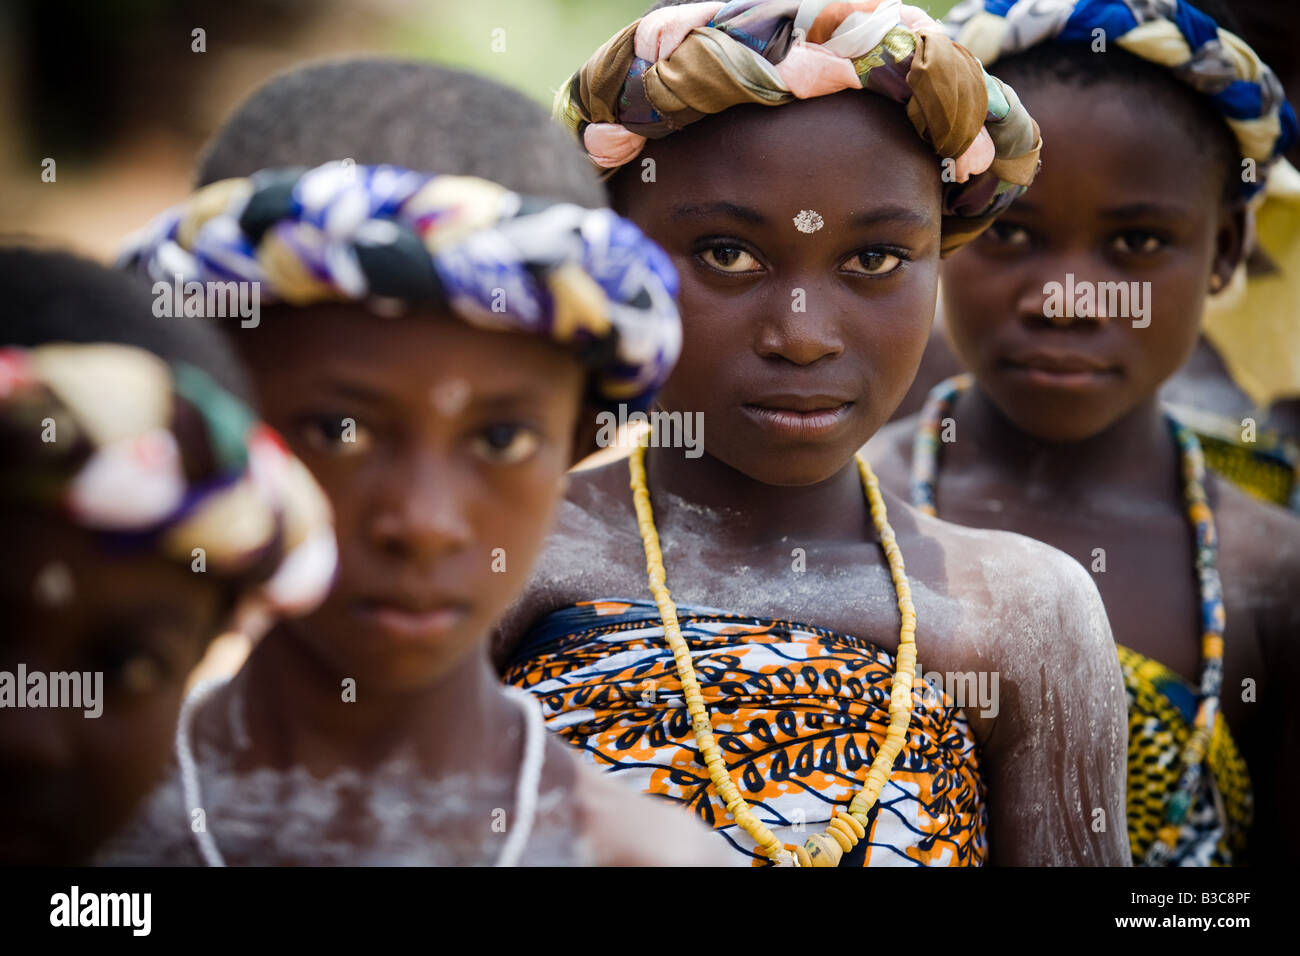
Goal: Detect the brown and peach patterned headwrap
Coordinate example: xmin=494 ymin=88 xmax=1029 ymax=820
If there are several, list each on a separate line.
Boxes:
xmin=556 ymin=0 xmax=1043 ymax=256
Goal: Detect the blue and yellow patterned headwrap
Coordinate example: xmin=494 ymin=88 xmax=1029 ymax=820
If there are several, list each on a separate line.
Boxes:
xmin=944 ymin=0 xmax=1298 ymax=199
xmin=119 ymin=162 xmax=683 ymax=413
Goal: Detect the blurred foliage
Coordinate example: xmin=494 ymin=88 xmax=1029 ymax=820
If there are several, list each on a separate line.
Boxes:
xmin=387 ymin=0 xmax=962 ymax=107
xmin=4 ymin=0 xmax=965 ymax=161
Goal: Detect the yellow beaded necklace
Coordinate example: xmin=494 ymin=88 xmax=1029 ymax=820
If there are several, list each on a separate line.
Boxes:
xmin=628 ymin=444 xmax=919 ymax=867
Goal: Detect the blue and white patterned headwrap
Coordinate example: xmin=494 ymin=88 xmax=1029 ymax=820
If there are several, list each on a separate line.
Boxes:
xmin=119 ymin=161 xmax=682 ymax=412
xmin=944 ymin=0 xmax=1298 ymax=198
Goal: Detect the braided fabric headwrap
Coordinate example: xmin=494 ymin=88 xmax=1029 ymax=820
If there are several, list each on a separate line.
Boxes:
xmin=944 ymin=0 xmax=1299 ymax=199
xmin=120 ymin=162 xmax=682 ymax=413
xmin=555 ymin=0 xmax=1044 ymax=256
xmin=0 ymin=344 xmax=336 ymax=618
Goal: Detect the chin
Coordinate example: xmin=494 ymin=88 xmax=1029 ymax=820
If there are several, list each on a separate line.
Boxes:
xmin=301 ymin=627 xmax=482 ymax=695
xmin=983 ymin=372 xmax=1134 ymax=444
xmin=993 ymin=397 xmax=1123 ymax=444
xmin=721 ymin=443 xmax=860 ymax=487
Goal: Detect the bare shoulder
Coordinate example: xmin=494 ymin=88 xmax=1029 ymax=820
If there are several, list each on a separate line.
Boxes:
xmin=1212 ymin=475 xmax=1300 ymax=644
xmin=900 ymin=496 xmax=1110 ymax=649
xmin=863 ymin=414 xmax=918 ymax=497
xmin=492 ymin=460 xmax=641 ymax=667
xmin=573 ymin=760 xmax=733 ymax=866
xmin=887 ymin=496 xmax=1116 ymax=707
xmin=1213 ymin=474 xmax=1300 ymax=578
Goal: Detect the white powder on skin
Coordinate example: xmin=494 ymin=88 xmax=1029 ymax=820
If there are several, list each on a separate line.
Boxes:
xmin=513 ymin=466 xmax=1132 ymax=864
xmin=96 ymin=745 xmax=588 ymax=867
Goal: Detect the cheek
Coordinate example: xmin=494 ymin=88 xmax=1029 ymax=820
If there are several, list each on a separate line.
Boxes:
xmin=78 ymin=689 xmax=186 ymax=839
xmin=657 ymin=298 xmax=735 ymax=409
xmin=468 ymin=458 xmax=569 ymax=596
xmin=1132 ymin=308 xmax=1202 ymax=379
xmin=941 ymin=255 xmax=1009 ymax=349
xmin=871 ymin=272 xmax=939 ymax=356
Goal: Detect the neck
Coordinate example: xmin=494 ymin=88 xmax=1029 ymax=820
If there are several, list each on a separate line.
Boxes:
xmin=644 ymin=443 xmax=868 ymax=546
xmin=948 ymin=387 xmax=1180 ymax=509
xmin=234 ymin=628 xmax=518 ymax=779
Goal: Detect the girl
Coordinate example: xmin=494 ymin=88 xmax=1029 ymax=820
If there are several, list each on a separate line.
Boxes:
xmin=496 ymin=0 xmax=1130 ymax=866
xmin=871 ymin=0 xmax=1300 ymax=864
xmin=1 ymin=247 xmax=334 ymax=864
xmin=100 ymin=61 xmax=726 ymax=866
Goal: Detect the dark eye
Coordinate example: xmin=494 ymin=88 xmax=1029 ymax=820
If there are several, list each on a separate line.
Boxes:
xmin=983 ymin=221 xmax=1031 ymax=247
xmin=698 ymin=244 xmax=762 ymax=274
xmin=88 ymin=641 xmax=169 ymax=696
xmin=1111 ymin=231 xmax=1165 ymax=255
xmin=302 ymin=415 xmax=372 ymax=456
xmin=842 ymin=249 xmax=904 ymax=276
xmin=472 ymin=423 xmax=540 ymax=464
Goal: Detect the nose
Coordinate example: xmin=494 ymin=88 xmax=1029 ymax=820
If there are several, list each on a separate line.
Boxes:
xmin=366 ymin=448 xmax=473 ymax=563
xmin=754 ymin=288 xmax=845 ymax=366
xmin=1022 ymin=260 xmax=1116 ymax=329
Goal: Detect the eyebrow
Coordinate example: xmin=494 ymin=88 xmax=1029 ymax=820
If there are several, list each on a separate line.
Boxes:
xmin=670 ymin=201 xmax=767 ymax=225
xmin=470 ymin=388 xmax=557 ymax=411
xmin=318 ymin=379 xmax=556 ymax=410
xmin=847 ymin=204 xmax=936 ymax=229
xmin=1096 ymin=201 xmax=1195 ymax=221
xmin=669 ymin=201 xmax=935 ymax=229
xmin=316 ymin=380 xmax=396 ymax=407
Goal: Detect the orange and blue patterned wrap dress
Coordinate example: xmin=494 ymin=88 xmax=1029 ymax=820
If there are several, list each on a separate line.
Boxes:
xmin=504 ymin=598 xmax=988 ymax=866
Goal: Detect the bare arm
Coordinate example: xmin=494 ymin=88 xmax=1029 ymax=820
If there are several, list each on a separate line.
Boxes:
xmin=576 ymin=762 xmax=734 ymax=866
xmin=978 ymin=542 xmax=1130 ymax=865
xmin=1255 ymin=505 xmax=1300 ymax=860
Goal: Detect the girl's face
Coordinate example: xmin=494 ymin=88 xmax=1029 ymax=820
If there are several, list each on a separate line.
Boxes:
xmin=241 ymin=309 xmax=584 ymax=693
xmin=0 ymin=512 xmax=222 ymax=864
xmin=615 ymin=92 xmax=942 ymax=486
xmin=940 ymin=77 xmax=1244 ymax=442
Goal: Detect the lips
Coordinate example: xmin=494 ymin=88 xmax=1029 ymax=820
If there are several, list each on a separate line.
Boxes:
xmin=741 ymin=394 xmax=855 ymax=440
xmin=1000 ymin=349 xmax=1120 ymax=389
xmin=350 ymin=597 xmax=470 ymax=644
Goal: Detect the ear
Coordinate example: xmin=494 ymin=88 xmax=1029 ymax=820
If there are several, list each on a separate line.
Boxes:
xmin=1210 ymin=199 xmax=1248 ymax=294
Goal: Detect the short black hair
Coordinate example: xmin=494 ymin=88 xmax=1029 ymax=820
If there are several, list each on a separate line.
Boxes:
xmin=990 ymin=42 xmax=1241 ymax=203
xmin=0 ymin=242 xmax=254 ymax=401
xmin=196 ymin=57 xmax=605 ymax=208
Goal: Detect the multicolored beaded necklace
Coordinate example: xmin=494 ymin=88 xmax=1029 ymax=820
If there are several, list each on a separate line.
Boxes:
xmin=628 ymin=443 xmax=919 ymax=867
xmin=911 ymin=375 xmax=1227 ymax=867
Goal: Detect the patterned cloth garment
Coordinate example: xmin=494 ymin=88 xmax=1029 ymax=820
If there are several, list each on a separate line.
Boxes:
xmin=1163 ymin=402 xmax=1300 ymax=513
xmin=1119 ymin=645 xmax=1251 ymax=865
xmin=505 ymin=598 xmax=988 ymax=867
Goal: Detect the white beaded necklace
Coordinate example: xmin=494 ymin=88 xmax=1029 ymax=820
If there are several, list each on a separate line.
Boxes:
xmin=176 ymin=678 xmax=546 ymax=867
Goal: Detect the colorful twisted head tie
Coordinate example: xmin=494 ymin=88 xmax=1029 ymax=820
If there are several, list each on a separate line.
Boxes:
xmin=943 ymin=0 xmax=1299 ymax=200
xmin=555 ymin=0 xmax=1044 ymax=257
xmin=0 ymin=343 xmax=337 ymax=619
xmin=119 ymin=162 xmax=682 ymax=415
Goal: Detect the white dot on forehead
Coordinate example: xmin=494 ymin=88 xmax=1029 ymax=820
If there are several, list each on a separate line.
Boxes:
xmin=793 ymin=210 xmax=824 ymax=234
xmin=33 ymin=560 xmax=75 ymax=608
xmin=430 ymin=378 xmax=472 ymax=416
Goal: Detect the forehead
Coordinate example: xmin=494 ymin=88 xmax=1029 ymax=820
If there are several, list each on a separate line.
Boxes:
xmin=631 ymin=91 xmax=942 ymax=216
xmin=1018 ymin=78 xmax=1227 ymax=206
xmin=3 ymin=508 xmax=218 ymax=626
xmin=237 ymin=304 xmax=586 ymax=401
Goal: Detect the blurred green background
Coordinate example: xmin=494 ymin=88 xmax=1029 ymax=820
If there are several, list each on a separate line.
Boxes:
xmin=0 ymin=0 xmax=958 ymax=257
